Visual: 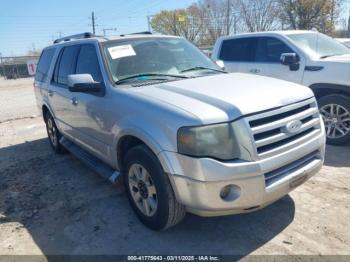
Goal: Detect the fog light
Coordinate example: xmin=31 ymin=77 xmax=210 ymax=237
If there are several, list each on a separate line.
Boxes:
xmin=220 ymin=185 xmax=231 ymax=199
xmin=220 ymin=184 xmax=241 ymax=201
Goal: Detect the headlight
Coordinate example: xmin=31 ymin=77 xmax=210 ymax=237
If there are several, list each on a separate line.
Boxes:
xmin=177 ymin=122 xmax=240 ymax=160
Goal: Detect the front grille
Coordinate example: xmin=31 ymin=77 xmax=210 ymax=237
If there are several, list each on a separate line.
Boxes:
xmin=264 ymin=150 xmax=321 ymax=187
xmin=246 ymin=98 xmax=321 ymax=159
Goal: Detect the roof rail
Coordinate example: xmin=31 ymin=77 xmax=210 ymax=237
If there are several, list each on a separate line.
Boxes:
xmin=53 ymin=32 xmax=95 ymax=44
xmin=130 ymin=31 xmax=152 ymax=35
xmin=120 ymin=31 xmax=152 ymax=37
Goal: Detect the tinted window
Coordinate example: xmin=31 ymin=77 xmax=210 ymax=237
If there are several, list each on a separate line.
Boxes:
xmin=76 ymin=45 xmax=102 ymax=82
xmin=219 ymin=38 xmax=254 ymax=62
xmin=255 ymin=37 xmax=293 ymax=63
xmin=35 ymin=49 xmax=55 ymax=82
xmin=57 ymin=45 xmax=80 ymax=85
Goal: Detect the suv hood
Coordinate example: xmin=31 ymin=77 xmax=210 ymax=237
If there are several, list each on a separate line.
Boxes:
xmin=130 ymin=73 xmax=314 ymax=124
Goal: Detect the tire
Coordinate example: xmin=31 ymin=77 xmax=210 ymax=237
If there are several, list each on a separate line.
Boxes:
xmin=44 ymin=111 xmax=65 ymax=154
xmin=123 ymin=145 xmax=186 ymax=230
xmin=318 ymin=94 xmax=350 ymax=145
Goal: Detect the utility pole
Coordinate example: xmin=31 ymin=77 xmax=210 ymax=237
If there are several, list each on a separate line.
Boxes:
xmin=233 ymin=14 xmax=237 ymax=34
xmin=330 ymin=0 xmax=335 ymax=28
xmin=91 ymin=11 xmax=96 ymax=34
xmin=226 ymin=0 xmax=231 ymax=35
xmin=147 ymin=15 xmax=152 ymax=32
xmin=173 ymin=12 xmax=177 ymax=35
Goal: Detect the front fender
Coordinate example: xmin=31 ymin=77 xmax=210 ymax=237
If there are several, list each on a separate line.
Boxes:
xmin=110 ymin=116 xmax=178 ymax=172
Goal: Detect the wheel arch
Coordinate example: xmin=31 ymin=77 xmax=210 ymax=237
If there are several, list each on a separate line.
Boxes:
xmin=117 ymin=135 xmax=147 ymax=171
xmin=116 ymin=133 xmax=171 ymax=173
xmin=41 ymin=103 xmax=55 ymax=121
xmin=309 ymin=83 xmax=350 ymax=100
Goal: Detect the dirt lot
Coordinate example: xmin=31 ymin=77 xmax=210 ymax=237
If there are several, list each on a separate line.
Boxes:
xmin=0 ymin=78 xmax=349 ymax=256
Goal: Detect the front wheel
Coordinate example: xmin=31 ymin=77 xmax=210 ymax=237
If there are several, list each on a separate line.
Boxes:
xmin=123 ymin=145 xmax=186 ymax=230
xmin=318 ymin=94 xmax=350 ymax=145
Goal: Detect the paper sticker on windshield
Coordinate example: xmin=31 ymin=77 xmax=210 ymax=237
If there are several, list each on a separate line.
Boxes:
xmin=108 ymin=45 xmax=136 ymax=59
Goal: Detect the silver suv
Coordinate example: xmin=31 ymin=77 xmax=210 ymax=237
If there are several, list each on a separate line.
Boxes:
xmin=34 ymin=32 xmax=326 ymax=230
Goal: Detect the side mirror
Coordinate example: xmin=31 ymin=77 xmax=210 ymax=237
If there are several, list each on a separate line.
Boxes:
xmin=215 ymin=60 xmax=225 ymax=70
xmin=280 ymin=53 xmax=300 ymax=71
xmin=67 ymin=74 xmax=102 ymax=93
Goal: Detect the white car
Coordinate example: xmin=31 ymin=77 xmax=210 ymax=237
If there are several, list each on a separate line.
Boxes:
xmin=212 ymin=30 xmax=350 ymax=145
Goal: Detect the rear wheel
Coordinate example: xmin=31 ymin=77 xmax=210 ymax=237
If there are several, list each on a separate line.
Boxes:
xmin=44 ymin=111 xmax=65 ymax=153
xmin=318 ymin=95 xmax=350 ymax=145
xmin=123 ymin=145 xmax=186 ymax=230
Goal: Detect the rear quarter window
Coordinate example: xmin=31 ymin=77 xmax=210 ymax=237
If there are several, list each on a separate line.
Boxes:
xmin=35 ymin=49 xmax=55 ymax=82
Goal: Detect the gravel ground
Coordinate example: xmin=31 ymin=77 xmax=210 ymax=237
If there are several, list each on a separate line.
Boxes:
xmin=0 ymin=78 xmax=349 ymax=257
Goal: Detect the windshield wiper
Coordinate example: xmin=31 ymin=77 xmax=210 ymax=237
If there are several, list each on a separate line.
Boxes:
xmin=180 ymin=66 xmax=226 ymax=73
xmin=115 ymin=73 xmax=188 ymax=84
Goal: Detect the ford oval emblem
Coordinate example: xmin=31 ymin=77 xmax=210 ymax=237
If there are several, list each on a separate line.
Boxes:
xmin=285 ymin=120 xmax=302 ymax=134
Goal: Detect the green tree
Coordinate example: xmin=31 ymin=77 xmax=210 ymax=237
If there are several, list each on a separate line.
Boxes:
xmin=278 ymin=0 xmax=344 ymax=34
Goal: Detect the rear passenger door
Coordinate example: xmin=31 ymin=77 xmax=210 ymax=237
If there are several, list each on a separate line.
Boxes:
xmin=49 ymin=45 xmax=80 ymax=137
xmin=218 ymin=37 xmax=256 ymax=74
xmin=34 ymin=48 xmax=56 ymax=107
xmin=253 ymin=37 xmax=304 ymax=83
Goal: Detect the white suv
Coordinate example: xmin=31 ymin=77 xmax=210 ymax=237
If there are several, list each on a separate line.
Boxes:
xmin=212 ymin=30 xmax=350 ymax=145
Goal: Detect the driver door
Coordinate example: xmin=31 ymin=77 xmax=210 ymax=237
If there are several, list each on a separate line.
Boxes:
xmin=66 ymin=44 xmax=112 ymax=161
xmin=252 ymin=36 xmax=304 ymax=84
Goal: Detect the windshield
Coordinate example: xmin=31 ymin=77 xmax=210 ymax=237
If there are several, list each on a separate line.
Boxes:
xmin=102 ymin=37 xmax=221 ymax=84
xmin=287 ymin=33 xmax=350 ymax=58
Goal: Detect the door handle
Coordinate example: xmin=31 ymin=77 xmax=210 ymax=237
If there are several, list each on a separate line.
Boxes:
xmin=48 ymin=90 xmax=54 ymax=97
xmin=71 ymin=97 xmax=78 ymax=106
xmin=249 ymin=68 xmax=260 ymax=74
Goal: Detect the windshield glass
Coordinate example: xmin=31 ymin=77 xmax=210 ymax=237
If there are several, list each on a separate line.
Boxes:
xmin=287 ymin=32 xmax=350 ymax=58
xmin=102 ymin=37 xmax=221 ymax=83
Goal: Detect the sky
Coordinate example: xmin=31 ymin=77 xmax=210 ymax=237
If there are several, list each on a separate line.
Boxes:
xmin=0 ymin=0 xmax=194 ymax=56
xmin=1 ymin=0 xmax=350 ymax=57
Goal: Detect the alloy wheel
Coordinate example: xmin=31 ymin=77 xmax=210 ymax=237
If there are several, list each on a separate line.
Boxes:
xmin=128 ymin=163 xmax=158 ymax=217
xmin=320 ymin=104 xmax=350 ymax=139
xmin=47 ymin=118 xmax=58 ymax=147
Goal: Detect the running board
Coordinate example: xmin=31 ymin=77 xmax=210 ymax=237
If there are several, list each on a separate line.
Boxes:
xmin=60 ymin=137 xmax=121 ymax=184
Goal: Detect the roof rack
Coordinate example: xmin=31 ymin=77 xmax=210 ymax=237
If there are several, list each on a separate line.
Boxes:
xmin=53 ymin=32 xmax=95 ymax=44
xmin=119 ymin=31 xmax=152 ymax=37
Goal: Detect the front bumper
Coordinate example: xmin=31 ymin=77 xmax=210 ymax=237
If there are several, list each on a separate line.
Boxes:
xmin=159 ymin=128 xmax=325 ymax=217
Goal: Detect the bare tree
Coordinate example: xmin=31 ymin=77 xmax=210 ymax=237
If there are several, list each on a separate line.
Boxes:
xmin=197 ymin=0 xmax=241 ymax=45
xmin=150 ymin=5 xmax=205 ymax=44
xmin=176 ymin=4 xmax=206 ymax=43
xmin=238 ymin=0 xmax=279 ymax=32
